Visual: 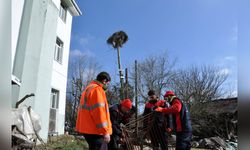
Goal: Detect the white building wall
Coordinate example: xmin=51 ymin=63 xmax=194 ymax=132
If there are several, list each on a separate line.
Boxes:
xmin=52 ymin=0 xmax=60 ymax=9
xmin=12 ymin=0 xmax=80 ymax=140
xmin=33 ymin=1 xmax=59 ymax=140
xmin=11 ymin=0 xmax=25 ymax=107
xmin=12 ymin=0 xmax=59 ymax=140
xmin=51 ymin=6 xmax=73 ymax=134
xmin=11 ymin=0 xmax=25 ymax=71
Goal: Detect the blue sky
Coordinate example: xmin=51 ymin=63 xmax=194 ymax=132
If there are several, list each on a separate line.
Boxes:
xmin=69 ymin=0 xmax=237 ymax=96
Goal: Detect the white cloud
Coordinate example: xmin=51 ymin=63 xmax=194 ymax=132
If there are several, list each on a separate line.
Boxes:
xmin=70 ymin=49 xmax=84 ymax=57
xmin=224 ymin=56 xmax=236 ymax=61
xmin=72 ymin=34 xmax=95 ymax=47
xmin=218 ymin=68 xmax=231 ymax=76
xmin=79 ymin=37 xmax=89 ymax=46
xmin=232 ymin=90 xmax=238 ymax=97
xmin=83 ymin=49 xmax=95 ymax=57
xmin=216 ymin=56 xmax=237 ymax=68
xmin=230 ymin=26 xmax=238 ymax=42
xmin=70 ymin=49 xmax=95 ymax=58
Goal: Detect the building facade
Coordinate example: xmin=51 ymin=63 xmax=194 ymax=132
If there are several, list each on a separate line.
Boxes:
xmin=11 ymin=0 xmax=81 ymax=140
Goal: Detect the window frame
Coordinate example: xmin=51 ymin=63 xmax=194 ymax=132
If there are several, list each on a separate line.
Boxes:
xmin=59 ymin=2 xmax=67 ymax=23
xmin=50 ymin=88 xmax=60 ymax=109
xmin=54 ymin=37 xmax=63 ymax=64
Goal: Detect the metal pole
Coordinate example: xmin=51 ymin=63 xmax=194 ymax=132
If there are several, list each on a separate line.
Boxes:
xmin=72 ymin=83 xmax=78 ymax=128
xmin=117 ymin=46 xmax=124 ymax=100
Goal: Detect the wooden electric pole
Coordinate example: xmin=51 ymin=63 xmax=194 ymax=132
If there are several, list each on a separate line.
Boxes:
xmin=125 ymin=68 xmax=128 ymax=99
xmin=135 ymin=60 xmax=138 ymax=136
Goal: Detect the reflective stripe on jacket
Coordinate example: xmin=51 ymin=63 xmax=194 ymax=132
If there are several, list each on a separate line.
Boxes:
xmin=76 ymin=81 xmax=112 ymax=135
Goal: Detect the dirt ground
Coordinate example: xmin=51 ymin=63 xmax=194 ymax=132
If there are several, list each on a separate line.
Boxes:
xmin=36 ymin=135 xmax=208 ymax=150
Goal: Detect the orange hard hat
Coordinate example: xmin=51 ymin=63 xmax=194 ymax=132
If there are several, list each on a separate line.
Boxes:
xmin=164 ymin=91 xmax=175 ymax=97
xmin=120 ymin=99 xmax=132 ymax=109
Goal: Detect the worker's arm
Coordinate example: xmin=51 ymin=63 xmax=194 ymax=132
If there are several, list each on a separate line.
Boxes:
xmin=110 ymin=109 xmax=122 ymax=136
xmin=155 ymin=99 xmax=182 ymax=114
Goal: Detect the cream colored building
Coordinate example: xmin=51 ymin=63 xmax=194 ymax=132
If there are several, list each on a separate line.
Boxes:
xmin=12 ymin=0 xmax=81 ymax=140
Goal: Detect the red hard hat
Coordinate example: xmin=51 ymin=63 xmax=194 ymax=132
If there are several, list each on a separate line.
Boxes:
xmin=120 ymin=99 xmax=132 ymax=109
xmin=164 ymin=91 xmax=175 ymax=97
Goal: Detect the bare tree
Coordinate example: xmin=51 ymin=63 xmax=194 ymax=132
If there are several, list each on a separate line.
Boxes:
xmin=106 ymin=82 xmax=134 ymax=105
xmin=106 ymin=84 xmax=120 ymax=105
xmin=66 ymin=54 xmax=101 ymax=129
xmin=170 ymin=65 xmax=228 ymax=104
xmin=131 ymin=52 xmax=176 ymax=104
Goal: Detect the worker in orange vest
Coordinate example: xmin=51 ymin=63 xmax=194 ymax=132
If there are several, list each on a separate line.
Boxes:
xmin=76 ymin=72 xmax=112 ymax=150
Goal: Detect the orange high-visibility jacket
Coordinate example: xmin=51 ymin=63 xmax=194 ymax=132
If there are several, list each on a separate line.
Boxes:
xmin=76 ymin=80 xmax=112 ymax=135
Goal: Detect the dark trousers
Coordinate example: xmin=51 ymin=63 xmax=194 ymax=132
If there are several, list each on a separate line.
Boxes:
xmin=83 ymin=134 xmax=107 ymax=150
xmin=150 ymin=124 xmax=168 ymax=150
xmin=176 ymin=132 xmax=192 ymax=150
xmin=108 ymin=135 xmax=119 ymax=150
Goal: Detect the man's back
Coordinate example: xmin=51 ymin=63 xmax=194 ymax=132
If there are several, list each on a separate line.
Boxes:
xmin=76 ymin=81 xmax=112 ymax=135
xmin=75 ymin=71 xmax=112 ymax=150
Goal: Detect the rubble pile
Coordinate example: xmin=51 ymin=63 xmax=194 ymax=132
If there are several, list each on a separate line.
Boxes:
xmin=190 ymin=98 xmax=237 ymax=149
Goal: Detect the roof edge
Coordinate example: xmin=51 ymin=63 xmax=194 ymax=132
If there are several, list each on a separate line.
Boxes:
xmin=62 ymin=0 xmax=82 ymax=16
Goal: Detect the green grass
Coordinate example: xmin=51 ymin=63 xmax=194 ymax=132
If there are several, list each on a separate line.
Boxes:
xmin=36 ymin=135 xmax=210 ymax=150
xmin=36 ymin=134 xmax=88 ymax=150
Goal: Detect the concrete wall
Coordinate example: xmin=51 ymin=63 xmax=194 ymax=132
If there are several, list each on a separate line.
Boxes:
xmin=11 ymin=0 xmax=25 ymax=71
xmin=12 ymin=0 xmax=59 ymax=140
xmin=0 ymin=0 xmax=11 ymax=148
xmin=11 ymin=0 xmax=25 ymax=108
xmin=12 ymin=0 xmax=77 ymax=140
xmin=51 ymin=0 xmax=73 ymax=135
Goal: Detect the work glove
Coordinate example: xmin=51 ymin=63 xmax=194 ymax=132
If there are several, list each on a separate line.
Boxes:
xmin=151 ymin=106 xmax=158 ymax=111
xmin=166 ymin=128 xmax=173 ymax=133
xmin=103 ymin=134 xmax=110 ymax=143
xmin=119 ymin=138 xmax=125 ymax=144
xmin=155 ymin=107 xmax=163 ymax=112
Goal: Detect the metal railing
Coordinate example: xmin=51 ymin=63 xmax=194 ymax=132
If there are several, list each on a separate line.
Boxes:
xmin=120 ymin=112 xmax=175 ymax=150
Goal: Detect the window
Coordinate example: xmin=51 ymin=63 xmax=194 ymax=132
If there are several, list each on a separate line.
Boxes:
xmin=50 ymin=89 xmax=59 ymax=109
xmin=59 ymin=2 xmax=67 ymax=22
xmin=54 ymin=37 xmax=63 ymax=64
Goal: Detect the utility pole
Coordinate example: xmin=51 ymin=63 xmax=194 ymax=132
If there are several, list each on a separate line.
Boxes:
xmin=135 ymin=60 xmax=138 ymax=136
xmin=125 ymin=68 xmax=128 ymax=99
xmin=117 ymin=46 xmax=124 ymax=100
